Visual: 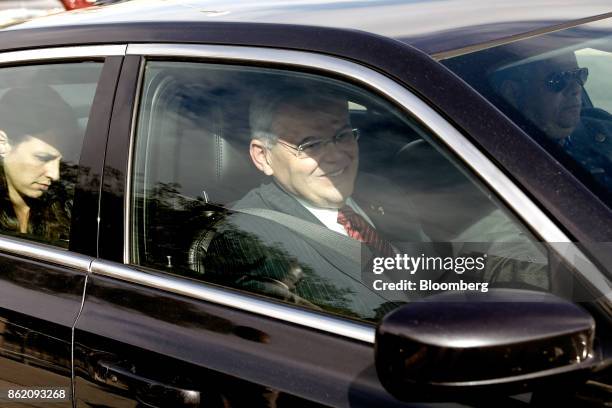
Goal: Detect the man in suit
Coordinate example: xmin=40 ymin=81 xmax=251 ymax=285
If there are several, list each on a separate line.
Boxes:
xmin=201 ymin=84 xmax=425 ymax=321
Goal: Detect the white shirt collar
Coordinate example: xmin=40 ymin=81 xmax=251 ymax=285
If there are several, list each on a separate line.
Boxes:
xmin=293 ymin=196 xmax=375 ymax=236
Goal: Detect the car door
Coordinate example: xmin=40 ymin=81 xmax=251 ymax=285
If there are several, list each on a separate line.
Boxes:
xmin=0 ymin=45 xmax=123 ymax=407
xmin=73 ymin=42 xmax=610 ymax=408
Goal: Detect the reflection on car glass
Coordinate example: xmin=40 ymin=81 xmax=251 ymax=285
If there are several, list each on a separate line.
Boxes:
xmin=0 ymin=86 xmax=78 ymax=246
xmin=133 ymin=62 xmax=557 ymax=323
xmin=444 ymin=33 xmax=612 ymax=203
xmin=0 ymin=63 xmax=101 ymax=248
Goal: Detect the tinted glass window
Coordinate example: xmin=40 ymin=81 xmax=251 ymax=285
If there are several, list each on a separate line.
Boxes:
xmin=443 ymin=21 xmax=612 ymax=206
xmin=0 ymin=62 xmax=102 ymax=247
xmin=130 ymin=61 xmax=556 ymax=322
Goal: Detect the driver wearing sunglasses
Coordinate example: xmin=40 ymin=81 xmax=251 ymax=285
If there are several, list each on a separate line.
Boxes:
xmin=493 ymin=52 xmax=612 ymax=189
xmin=495 ymin=52 xmax=586 ymax=142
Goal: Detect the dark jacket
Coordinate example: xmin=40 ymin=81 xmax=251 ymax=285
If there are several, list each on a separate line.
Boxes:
xmin=201 ymin=181 xmax=423 ymax=321
xmin=0 ymin=167 xmax=71 ymax=247
xmin=565 ymin=108 xmax=612 ymax=191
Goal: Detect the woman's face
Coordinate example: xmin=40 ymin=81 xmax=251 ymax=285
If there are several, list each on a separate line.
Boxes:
xmin=3 ymin=135 xmax=62 ymax=199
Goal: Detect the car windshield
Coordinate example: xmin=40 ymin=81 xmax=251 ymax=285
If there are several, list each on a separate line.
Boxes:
xmin=443 ymin=18 xmax=612 ymax=207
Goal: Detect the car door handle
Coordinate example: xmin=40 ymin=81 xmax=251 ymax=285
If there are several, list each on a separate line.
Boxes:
xmin=94 ymin=360 xmax=201 ymax=407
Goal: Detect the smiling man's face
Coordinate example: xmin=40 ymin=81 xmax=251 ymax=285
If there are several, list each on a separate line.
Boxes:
xmin=518 ymin=53 xmax=583 ymax=140
xmin=266 ymin=99 xmax=358 ymax=208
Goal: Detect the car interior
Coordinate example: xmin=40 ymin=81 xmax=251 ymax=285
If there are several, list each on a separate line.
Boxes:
xmin=130 ymin=64 xmax=536 ymax=286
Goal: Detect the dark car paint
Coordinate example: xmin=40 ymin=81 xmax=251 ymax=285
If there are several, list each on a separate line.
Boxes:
xmin=98 ymin=55 xmax=140 ymax=262
xmin=0 ymin=2 xmax=609 ymax=407
xmin=74 ymin=272 xmax=413 ymax=407
xmin=0 ymin=253 xmax=86 ymax=408
xmin=73 ymin=273 xmax=550 ymax=407
xmin=0 ymin=55 xmax=118 ymax=408
xmin=7 ymin=0 xmax=612 ymax=56
xmin=70 ymin=56 xmax=124 ymax=258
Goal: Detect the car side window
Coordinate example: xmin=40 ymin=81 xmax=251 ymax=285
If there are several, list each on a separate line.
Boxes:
xmin=443 ymin=30 xmax=612 ymax=207
xmin=130 ymin=61 xmax=552 ymax=323
xmin=0 ymin=62 xmax=102 ymax=248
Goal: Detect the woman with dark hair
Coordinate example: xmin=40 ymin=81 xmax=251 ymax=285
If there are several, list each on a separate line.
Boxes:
xmin=0 ymin=86 xmax=80 ymax=246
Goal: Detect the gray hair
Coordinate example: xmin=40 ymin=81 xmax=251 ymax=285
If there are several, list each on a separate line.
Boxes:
xmin=249 ymin=90 xmax=286 ymax=148
xmin=249 ymin=85 xmax=346 ymax=148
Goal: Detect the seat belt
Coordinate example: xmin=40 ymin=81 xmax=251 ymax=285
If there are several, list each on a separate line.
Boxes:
xmin=236 ymin=207 xmax=362 ymax=261
xmin=235 ymin=208 xmax=416 ymax=305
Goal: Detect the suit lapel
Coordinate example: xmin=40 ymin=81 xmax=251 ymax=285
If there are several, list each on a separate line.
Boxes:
xmin=255 ymin=181 xmax=366 ymax=279
xmin=258 ymin=181 xmax=325 ymax=226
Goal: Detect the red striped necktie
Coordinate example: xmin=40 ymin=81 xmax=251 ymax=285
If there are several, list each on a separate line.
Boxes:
xmin=337 ymin=205 xmax=395 ymax=257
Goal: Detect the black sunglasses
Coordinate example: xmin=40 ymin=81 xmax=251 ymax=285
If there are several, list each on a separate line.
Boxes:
xmin=545 ymin=67 xmax=589 ymax=93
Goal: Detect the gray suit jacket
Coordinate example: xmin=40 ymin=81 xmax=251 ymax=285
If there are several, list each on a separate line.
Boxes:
xmin=202 ymin=181 xmax=421 ymax=321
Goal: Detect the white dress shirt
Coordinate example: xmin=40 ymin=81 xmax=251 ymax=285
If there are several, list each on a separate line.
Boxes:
xmin=293 ymin=196 xmax=375 ymax=236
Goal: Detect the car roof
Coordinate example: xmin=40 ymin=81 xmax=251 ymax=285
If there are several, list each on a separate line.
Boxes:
xmin=4 ymin=0 xmax=612 ymax=56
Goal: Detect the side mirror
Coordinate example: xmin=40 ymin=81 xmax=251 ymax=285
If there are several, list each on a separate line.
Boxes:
xmin=375 ymin=289 xmax=601 ymax=401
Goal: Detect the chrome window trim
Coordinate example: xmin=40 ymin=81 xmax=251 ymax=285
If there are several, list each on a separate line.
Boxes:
xmin=0 ymin=234 xmax=92 ymax=271
xmin=91 ymin=259 xmax=375 ymax=343
xmin=0 ymin=45 xmax=127 ymax=65
xmin=124 ymin=59 xmax=146 ymax=264
xmin=0 ymin=43 xmax=124 ymax=271
xmin=120 ymin=43 xmax=610 ymax=343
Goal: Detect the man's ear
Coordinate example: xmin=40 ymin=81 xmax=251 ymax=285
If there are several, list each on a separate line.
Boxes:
xmin=498 ymin=79 xmax=522 ymax=108
xmin=0 ymin=131 xmax=11 ymax=157
xmin=250 ymin=139 xmax=274 ymax=176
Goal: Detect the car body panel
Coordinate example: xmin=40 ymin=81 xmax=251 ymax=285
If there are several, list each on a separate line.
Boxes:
xmin=70 ymin=55 xmax=124 ymax=258
xmin=0 ymin=46 xmax=122 ymax=406
xmin=98 ymin=54 xmax=140 ymax=263
xmin=5 ymin=0 xmax=612 ymax=55
xmin=74 ymin=269 xmax=412 ymax=407
xmin=0 ymin=251 xmax=85 ymax=408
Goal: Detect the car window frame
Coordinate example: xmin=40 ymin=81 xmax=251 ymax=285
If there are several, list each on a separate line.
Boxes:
xmin=3 ymin=21 xmax=611 ymax=249
xmin=93 ymin=43 xmax=612 ymax=344
xmin=0 ymin=44 xmax=124 ymax=265
xmin=0 ymin=45 xmax=125 ymax=405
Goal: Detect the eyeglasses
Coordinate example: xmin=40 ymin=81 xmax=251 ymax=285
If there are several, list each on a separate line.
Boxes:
xmin=275 ymin=127 xmax=360 ymax=158
xmin=545 ymin=67 xmax=588 ymax=93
